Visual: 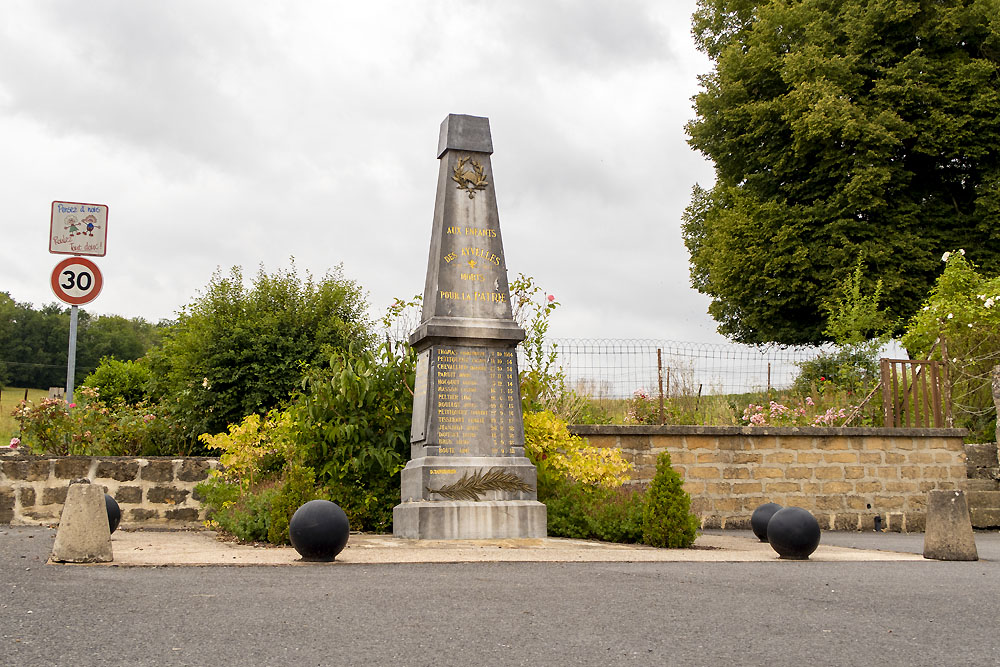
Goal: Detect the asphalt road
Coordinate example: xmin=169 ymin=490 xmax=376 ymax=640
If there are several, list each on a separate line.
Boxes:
xmin=2 ymin=526 xmax=999 ymax=667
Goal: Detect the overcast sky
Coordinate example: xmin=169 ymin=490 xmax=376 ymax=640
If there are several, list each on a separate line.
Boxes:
xmin=0 ymin=1 xmax=726 ymax=343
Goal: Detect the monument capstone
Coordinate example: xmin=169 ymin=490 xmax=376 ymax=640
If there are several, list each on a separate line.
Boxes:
xmin=392 ymin=113 xmax=547 ymax=539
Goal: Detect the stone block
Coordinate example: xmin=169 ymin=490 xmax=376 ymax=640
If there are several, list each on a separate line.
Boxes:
xmin=689 ymin=497 xmax=711 ymax=514
xmin=42 ymin=486 xmax=68 ymax=505
xmin=844 ymin=466 xmax=865 ymax=479
xmin=28 ymin=460 xmax=51 ymax=481
xmin=767 ymin=482 xmax=801 ymax=493
xmin=821 ymin=481 xmax=853 ymax=494
xmin=796 ymin=452 xmax=823 ymax=464
xmin=816 ymin=496 xmax=846 ymax=510
xmin=114 ymin=486 xmax=142 ymax=504
xmin=855 ymin=481 xmax=883 ymax=493
xmin=704 ymin=482 xmax=733 ymax=495
xmin=732 ymin=481 xmax=763 ymax=494
xmin=18 ymin=487 xmax=36 ymax=507
xmin=923 ymin=490 xmax=978 ymax=560
xmin=393 ymin=500 xmax=546 ymax=539
xmin=147 ymin=487 xmax=189 ymax=504
xmin=821 ymin=437 xmax=850 ymax=451
xmin=96 ymin=460 xmax=139 ymax=482
xmin=970 ymin=508 xmax=1000 ymax=528
xmin=669 ymin=450 xmax=695 ymax=464
xmin=53 ymin=458 xmax=91 ymax=479
xmin=723 ymin=516 xmax=751 ymax=530
xmin=688 ymin=467 xmax=720 ymax=479
xmin=177 ymin=459 xmax=213 ymax=482
xmin=682 ymin=435 xmax=717 ymax=451
xmin=884 ymin=453 xmax=906 ymax=464
xmin=733 ymin=452 xmax=763 ymax=464
xmin=129 ymin=508 xmax=158 ymax=521
xmin=859 ymin=452 xmax=882 ymax=464
xmin=884 ymin=480 xmax=920 ymax=494
xmin=964 ymin=443 xmax=999 ymax=469
xmin=847 ymin=496 xmax=870 ymax=510
xmin=814 ymin=467 xmax=844 ymax=480
xmin=697 ymin=452 xmax=722 ymax=464
xmin=701 ymin=515 xmax=722 ymax=529
xmin=2 ymin=460 xmax=28 ymax=479
xmin=801 ymin=482 xmax=821 ymax=494
xmin=722 ymin=466 xmax=750 ymax=479
xmin=713 ymin=497 xmax=742 ymax=512
xmin=833 ymin=513 xmax=861 ymax=531
xmin=141 ymin=460 xmax=175 ymax=482
xmin=921 ymin=466 xmax=947 ymax=479
xmin=763 ymin=452 xmax=794 ymax=464
xmin=874 ymin=495 xmax=905 ymax=510
xmin=898 ymin=466 xmax=920 ymax=479
xmin=904 ymin=511 xmax=926 ymax=533
xmin=752 ymin=466 xmax=784 ymax=479
xmin=823 ymin=452 xmax=858 ymax=464
xmin=165 ymin=508 xmax=200 ymax=521
xmin=0 ymin=488 xmax=13 ymax=523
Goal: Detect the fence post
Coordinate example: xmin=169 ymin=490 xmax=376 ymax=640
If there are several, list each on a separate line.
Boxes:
xmin=880 ymin=358 xmax=893 ymax=427
xmin=992 ymin=365 xmax=1000 ymax=453
xmin=656 ymin=348 xmax=665 ymax=425
xmin=941 ymin=335 xmax=953 ymax=427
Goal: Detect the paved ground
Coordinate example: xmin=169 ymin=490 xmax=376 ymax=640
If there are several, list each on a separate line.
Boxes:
xmin=2 ymin=526 xmax=998 ymax=666
xmin=99 ymin=528 xmax=927 ymax=565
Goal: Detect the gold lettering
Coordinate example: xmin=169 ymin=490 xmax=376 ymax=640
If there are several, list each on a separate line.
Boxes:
xmin=430 ymin=469 xmax=457 ymax=474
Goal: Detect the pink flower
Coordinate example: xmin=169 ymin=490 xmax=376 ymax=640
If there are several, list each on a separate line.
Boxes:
xmin=8 ymin=437 xmax=19 ymax=448
xmin=546 ymin=294 xmax=555 ymax=302
xmin=68 ymin=403 xmax=77 ymax=408
xmin=805 ymin=396 xmax=815 ymax=406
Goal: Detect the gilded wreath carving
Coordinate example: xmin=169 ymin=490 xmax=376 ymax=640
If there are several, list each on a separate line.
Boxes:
xmin=452 ymin=156 xmax=489 ymax=199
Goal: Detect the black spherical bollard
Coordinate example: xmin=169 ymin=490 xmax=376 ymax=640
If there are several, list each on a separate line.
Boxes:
xmin=750 ymin=502 xmax=782 ymax=542
xmin=105 ymin=494 xmax=121 ymax=535
xmin=289 ymin=500 xmax=350 ymax=562
xmin=767 ymin=506 xmax=821 ymax=560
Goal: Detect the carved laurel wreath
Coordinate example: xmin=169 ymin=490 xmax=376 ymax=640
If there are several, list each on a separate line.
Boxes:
xmin=452 ymin=156 xmax=489 ymax=199
xmin=427 ymin=467 xmax=532 ymax=501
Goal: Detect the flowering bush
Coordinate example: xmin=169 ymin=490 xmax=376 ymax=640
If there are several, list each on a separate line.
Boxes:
xmin=741 ymin=397 xmax=855 ymax=428
xmin=11 ymin=387 xmax=194 ymax=456
xmin=625 ymin=388 xmax=660 ymax=424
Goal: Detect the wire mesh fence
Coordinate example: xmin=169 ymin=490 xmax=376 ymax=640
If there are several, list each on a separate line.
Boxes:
xmin=523 ymin=338 xmax=835 ymax=401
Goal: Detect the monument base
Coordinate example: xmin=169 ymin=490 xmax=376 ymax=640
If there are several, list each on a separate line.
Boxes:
xmin=393 ymin=500 xmax=547 ymax=539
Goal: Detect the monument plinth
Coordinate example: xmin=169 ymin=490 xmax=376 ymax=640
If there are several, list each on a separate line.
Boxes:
xmin=393 ymin=114 xmax=547 ymax=539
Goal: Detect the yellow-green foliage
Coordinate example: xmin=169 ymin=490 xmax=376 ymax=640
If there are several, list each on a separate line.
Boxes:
xmin=199 ymin=411 xmax=293 ymax=494
xmin=523 ymin=410 xmax=631 ymax=487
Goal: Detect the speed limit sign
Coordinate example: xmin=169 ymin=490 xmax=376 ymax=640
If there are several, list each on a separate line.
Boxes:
xmin=51 ymin=257 xmax=104 ymax=305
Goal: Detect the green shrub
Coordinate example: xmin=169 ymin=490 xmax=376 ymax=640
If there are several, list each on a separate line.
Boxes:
xmin=641 ymin=451 xmax=699 ymax=548
xmin=538 ymin=475 xmax=646 ymax=543
xmin=83 ymin=357 xmax=151 ymax=405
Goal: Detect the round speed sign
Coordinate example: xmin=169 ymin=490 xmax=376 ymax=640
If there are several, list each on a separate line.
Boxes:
xmin=51 ymin=257 xmax=104 ymax=305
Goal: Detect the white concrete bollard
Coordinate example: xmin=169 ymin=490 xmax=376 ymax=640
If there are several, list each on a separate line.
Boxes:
xmin=923 ymin=489 xmax=978 ymax=561
xmin=50 ymin=479 xmax=113 ymax=563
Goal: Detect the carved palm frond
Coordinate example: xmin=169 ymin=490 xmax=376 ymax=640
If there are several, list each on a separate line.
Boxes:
xmin=427 ymin=467 xmax=532 ymax=501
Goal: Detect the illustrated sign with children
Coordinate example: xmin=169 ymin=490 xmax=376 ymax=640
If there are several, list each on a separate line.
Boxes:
xmin=49 ymin=200 xmax=108 ymax=256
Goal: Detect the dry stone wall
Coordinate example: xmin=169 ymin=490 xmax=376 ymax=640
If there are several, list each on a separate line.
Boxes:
xmin=572 ymin=425 xmax=968 ymax=533
xmin=0 ymin=455 xmax=218 ymax=528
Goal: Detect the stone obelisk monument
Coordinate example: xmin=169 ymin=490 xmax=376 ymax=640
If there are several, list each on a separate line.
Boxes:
xmin=393 ymin=114 xmax=547 ymax=539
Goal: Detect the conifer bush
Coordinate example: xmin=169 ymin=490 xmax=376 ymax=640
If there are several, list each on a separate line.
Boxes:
xmin=641 ymin=451 xmax=699 ymax=548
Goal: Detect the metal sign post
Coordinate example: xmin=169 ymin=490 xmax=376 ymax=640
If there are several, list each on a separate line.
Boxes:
xmin=50 ymin=253 xmax=105 ymax=405
xmin=66 ymin=306 xmax=79 ymax=404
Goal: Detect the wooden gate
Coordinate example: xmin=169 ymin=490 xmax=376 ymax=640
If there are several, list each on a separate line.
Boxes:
xmin=880 ymin=358 xmax=951 ymax=428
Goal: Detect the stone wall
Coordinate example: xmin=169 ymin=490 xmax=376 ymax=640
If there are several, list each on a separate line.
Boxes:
xmin=0 ymin=455 xmax=219 ymax=528
xmin=572 ymin=425 xmax=968 ymax=533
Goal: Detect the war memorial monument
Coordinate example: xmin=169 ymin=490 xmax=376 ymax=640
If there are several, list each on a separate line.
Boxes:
xmin=393 ymin=114 xmax=547 ymax=539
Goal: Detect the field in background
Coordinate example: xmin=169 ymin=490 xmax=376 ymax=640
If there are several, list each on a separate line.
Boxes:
xmin=0 ymin=387 xmax=46 ymax=443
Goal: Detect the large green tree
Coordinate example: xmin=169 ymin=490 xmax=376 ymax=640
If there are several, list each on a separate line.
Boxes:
xmin=145 ymin=261 xmax=371 ymax=438
xmin=683 ymin=0 xmax=1000 ymax=344
xmin=0 ymin=293 xmax=159 ymax=389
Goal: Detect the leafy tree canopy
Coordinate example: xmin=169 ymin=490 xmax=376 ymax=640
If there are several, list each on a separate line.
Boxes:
xmin=684 ymin=0 xmax=1000 ymax=344
xmin=146 ymin=260 xmax=371 ymax=438
xmin=0 ymin=291 xmax=160 ymax=389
